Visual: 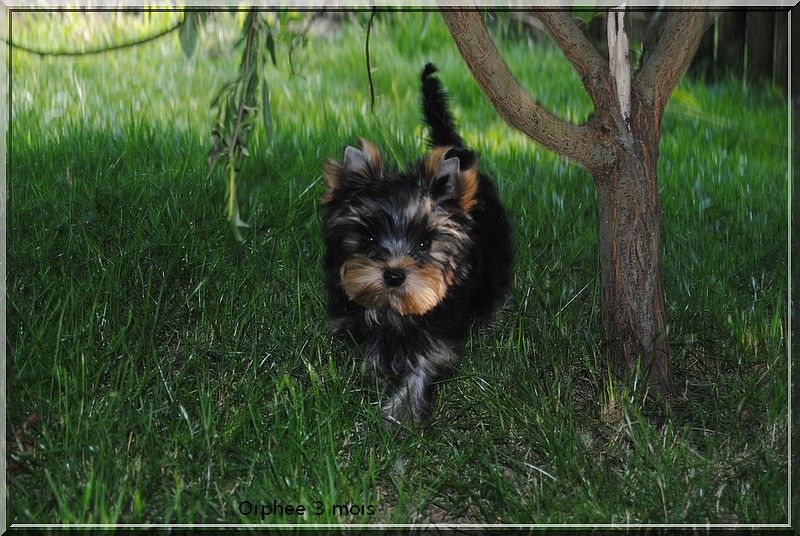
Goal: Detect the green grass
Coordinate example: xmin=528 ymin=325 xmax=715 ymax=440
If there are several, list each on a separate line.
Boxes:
xmin=8 ymin=11 xmax=789 ymax=525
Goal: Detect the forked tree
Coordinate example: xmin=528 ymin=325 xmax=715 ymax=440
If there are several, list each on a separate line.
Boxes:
xmin=441 ymin=11 xmax=716 ymax=397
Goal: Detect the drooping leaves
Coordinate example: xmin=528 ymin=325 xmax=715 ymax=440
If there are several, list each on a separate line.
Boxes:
xmin=261 ymin=76 xmax=273 ymax=140
xmin=179 ymin=11 xmax=198 ymax=59
xmin=206 ymin=10 xmax=280 ymax=241
xmin=265 ymin=24 xmax=278 ymax=66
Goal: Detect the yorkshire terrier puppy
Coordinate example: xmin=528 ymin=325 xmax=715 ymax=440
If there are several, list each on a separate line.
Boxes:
xmin=320 ymin=63 xmax=512 ymax=423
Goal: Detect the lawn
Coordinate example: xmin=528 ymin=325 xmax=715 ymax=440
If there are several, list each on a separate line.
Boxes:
xmin=7 ymin=10 xmax=789 ymax=525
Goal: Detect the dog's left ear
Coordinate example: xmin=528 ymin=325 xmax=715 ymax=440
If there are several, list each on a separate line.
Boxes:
xmin=425 ymin=147 xmax=478 ymax=213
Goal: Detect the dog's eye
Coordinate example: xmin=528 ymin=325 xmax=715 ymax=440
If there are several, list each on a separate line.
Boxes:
xmin=418 ymin=239 xmax=431 ymax=252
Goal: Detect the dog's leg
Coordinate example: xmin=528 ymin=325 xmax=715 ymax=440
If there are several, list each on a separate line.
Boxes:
xmin=382 ymin=340 xmax=457 ymax=423
xmin=382 ymin=367 xmax=434 ymax=423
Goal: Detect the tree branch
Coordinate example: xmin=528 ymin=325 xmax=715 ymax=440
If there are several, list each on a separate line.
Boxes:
xmin=634 ymin=11 xmax=716 ymax=111
xmin=365 ymin=8 xmax=377 ymax=112
xmin=4 ymin=17 xmax=183 ymax=57
xmin=534 ymin=11 xmax=608 ymax=106
xmin=441 ymin=10 xmax=605 ymax=170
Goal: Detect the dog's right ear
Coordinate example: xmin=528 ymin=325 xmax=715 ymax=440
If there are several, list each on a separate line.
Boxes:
xmin=323 ymin=139 xmax=383 ymax=197
xmin=343 ymin=145 xmax=369 ymax=174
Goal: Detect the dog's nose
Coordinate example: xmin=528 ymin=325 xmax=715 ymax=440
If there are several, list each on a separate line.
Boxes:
xmin=383 ymin=268 xmax=406 ymax=287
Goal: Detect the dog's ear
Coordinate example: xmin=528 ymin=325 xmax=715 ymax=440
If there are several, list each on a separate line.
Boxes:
xmin=323 ymin=139 xmax=383 ymax=199
xmin=344 ymin=139 xmax=383 ymax=176
xmin=343 ymin=145 xmax=369 ymax=174
xmin=425 ymin=147 xmax=478 ymax=213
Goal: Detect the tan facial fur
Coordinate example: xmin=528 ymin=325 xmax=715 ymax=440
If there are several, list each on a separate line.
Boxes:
xmin=340 ymin=256 xmax=450 ymax=316
xmin=340 ymin=257 xmax=390 ymax=309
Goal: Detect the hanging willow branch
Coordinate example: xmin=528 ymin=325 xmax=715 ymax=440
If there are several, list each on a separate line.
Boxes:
xmin=207 ymin=10 xmax=276 ymax=242
xmin=365 ymin=8 xmax=377 ymax=112
xmin=4 ymin=17 xmax=184 ymax=57
xmin=288 ymin=11 xmax=320 ymax=76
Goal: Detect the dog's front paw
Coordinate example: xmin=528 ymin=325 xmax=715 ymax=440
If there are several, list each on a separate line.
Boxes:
xmin=381 ymin=368 xmax=434 ymax=424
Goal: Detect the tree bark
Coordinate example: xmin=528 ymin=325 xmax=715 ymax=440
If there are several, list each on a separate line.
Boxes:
xmin=596 ymin=92 xmax=674 ymax=395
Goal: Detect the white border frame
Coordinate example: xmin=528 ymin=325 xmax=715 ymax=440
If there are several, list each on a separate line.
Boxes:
xmin=1 ymin=2 xmax=793 ymax=532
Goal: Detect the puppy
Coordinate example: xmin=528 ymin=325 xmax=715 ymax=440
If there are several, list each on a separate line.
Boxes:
xmin=320 ymin=63 xmax=512 ymax=422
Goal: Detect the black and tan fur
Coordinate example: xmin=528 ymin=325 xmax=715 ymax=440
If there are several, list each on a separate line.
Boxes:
xmin=320 ymin=63 xmax=513 ymax=422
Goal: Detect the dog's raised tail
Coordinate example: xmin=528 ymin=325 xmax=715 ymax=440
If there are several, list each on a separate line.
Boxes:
xmin=421 ymin=63 xmax=465 ymax=149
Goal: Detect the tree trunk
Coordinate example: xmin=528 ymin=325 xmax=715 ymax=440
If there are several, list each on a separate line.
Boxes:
xmin=717 ymin=12 xmax=745 ymax=80
xmin=746 ymin=11 xmax=775 ymax=83
xmin=594 ymin=94 xmax=675 ymax=396
xmin=440 ymin=10 xmax=713 ymax=400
